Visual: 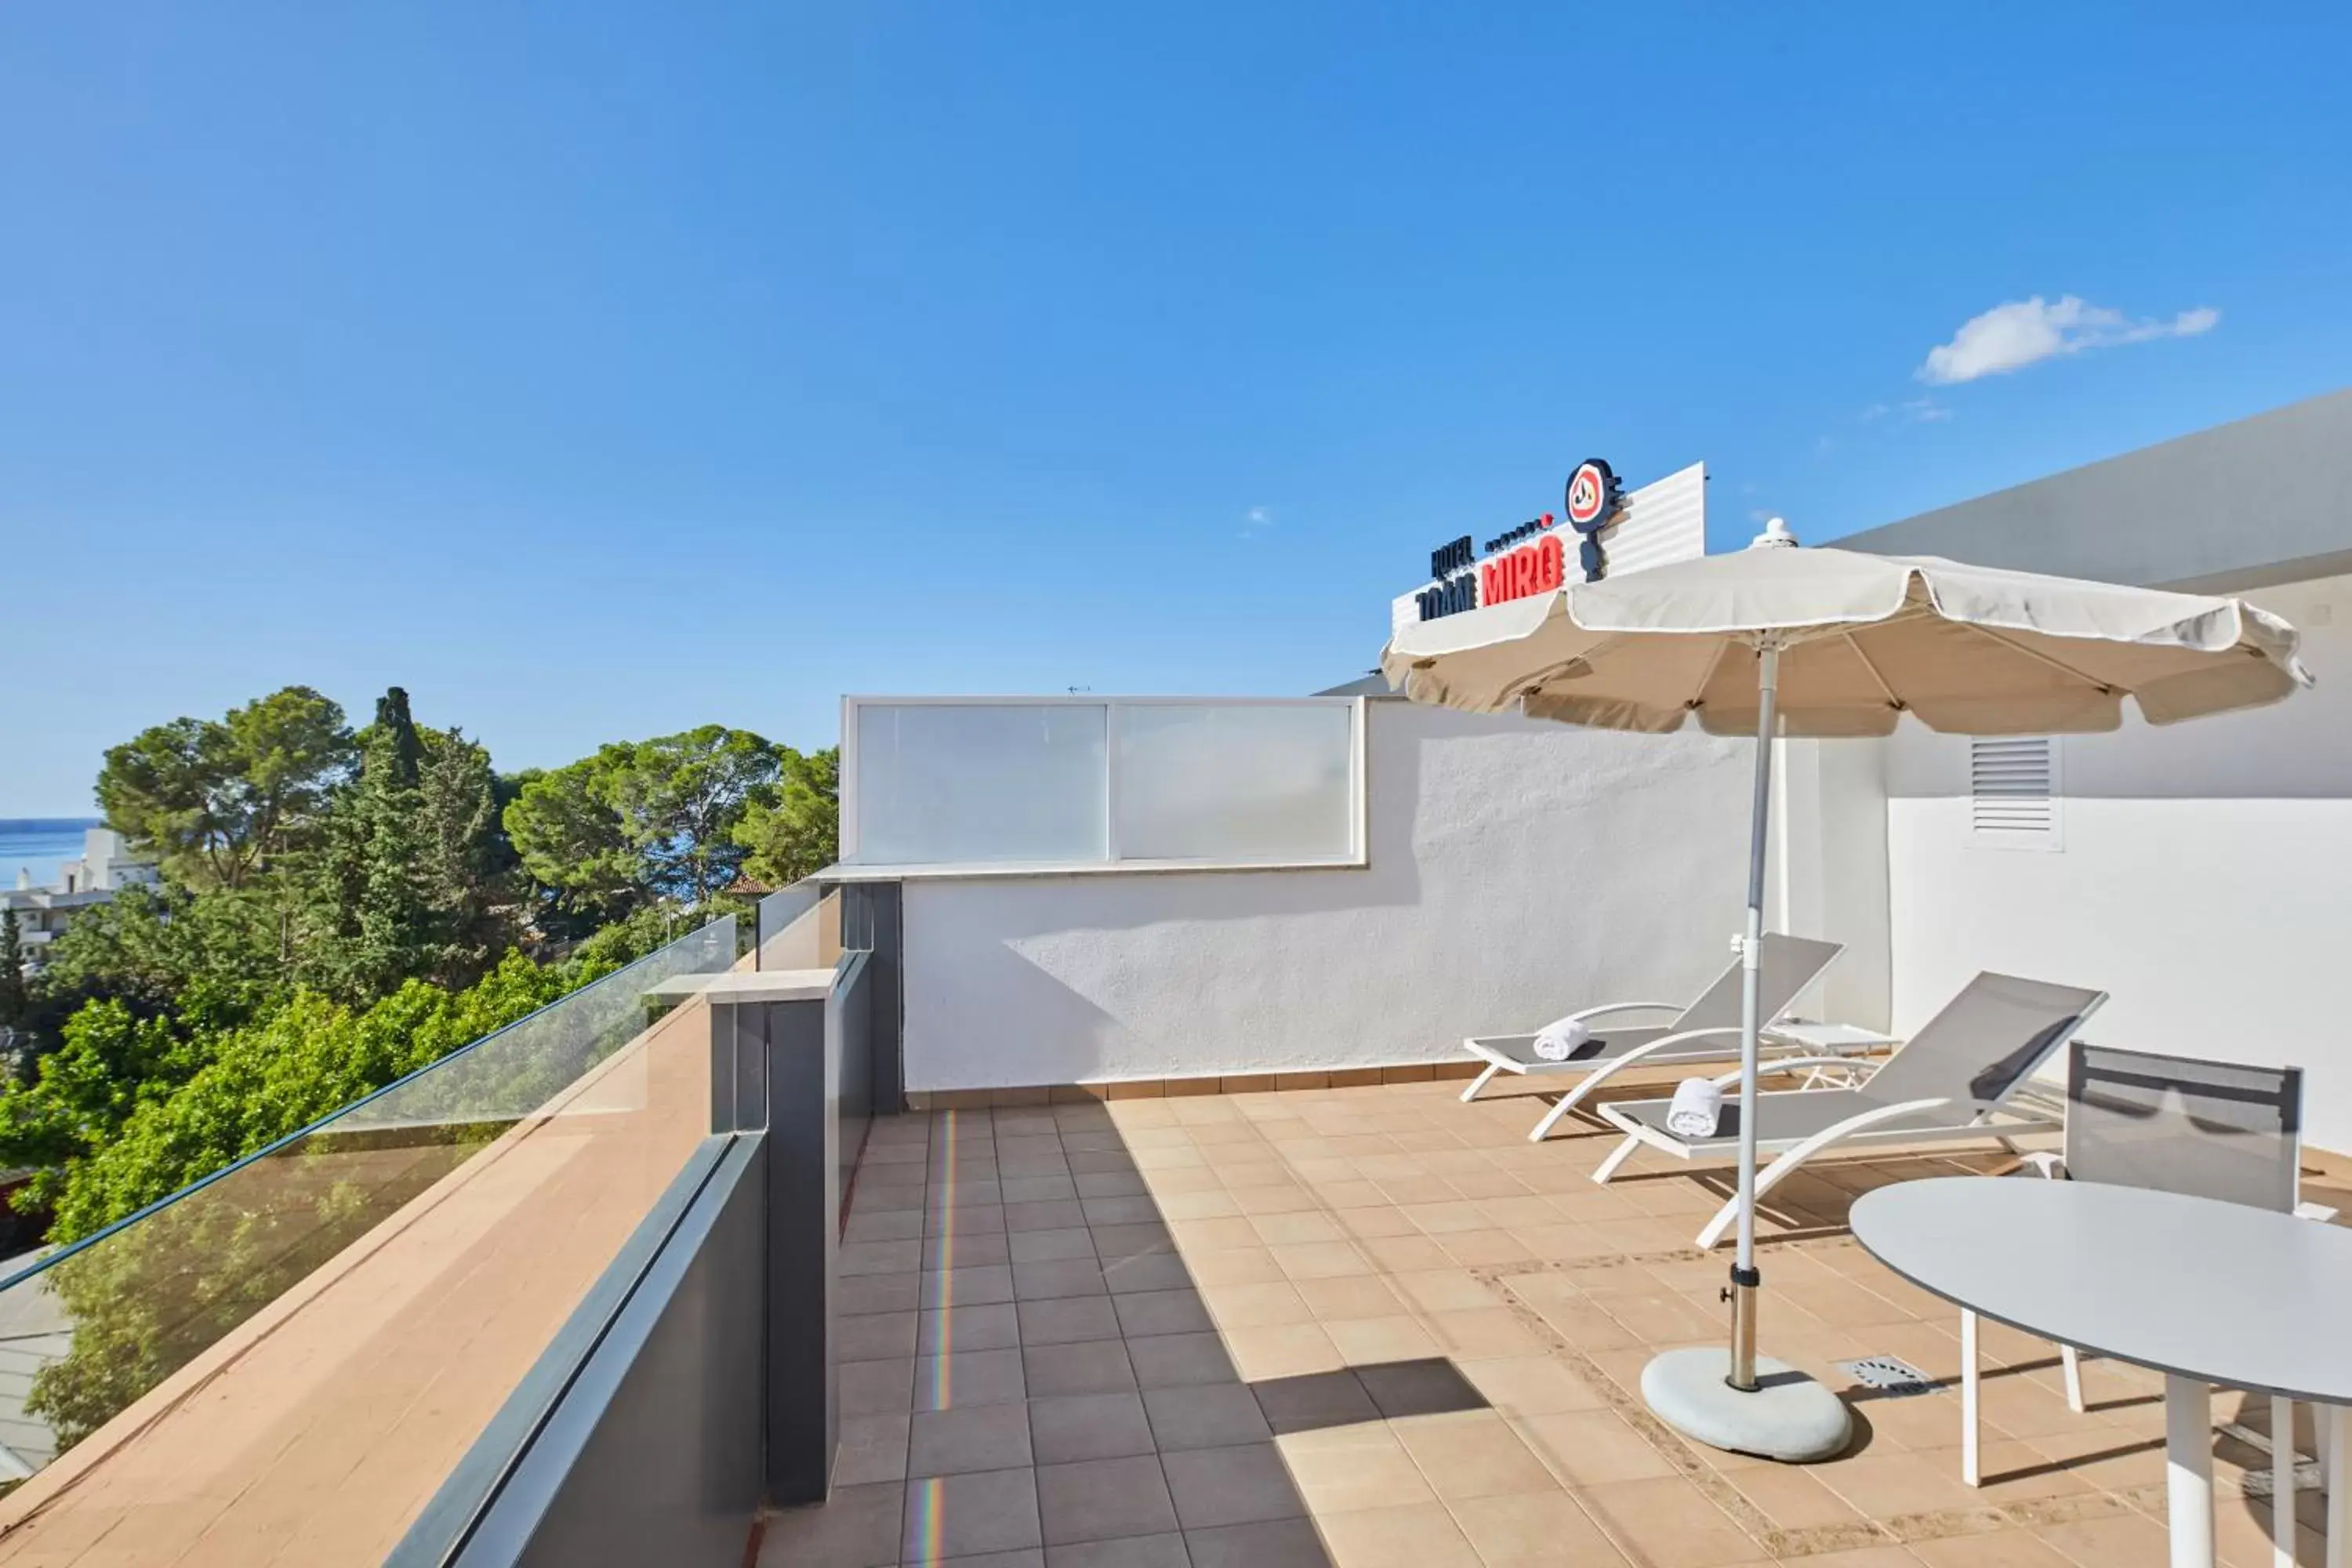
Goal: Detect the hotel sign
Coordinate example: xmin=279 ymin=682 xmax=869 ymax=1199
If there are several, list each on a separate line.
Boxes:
xmin=1410 ymin=459 xmax=1625 ymax=624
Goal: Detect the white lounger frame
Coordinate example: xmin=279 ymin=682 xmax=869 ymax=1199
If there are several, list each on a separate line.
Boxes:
xmin=1592 ymin=1057 xmax=2060 ymax=1250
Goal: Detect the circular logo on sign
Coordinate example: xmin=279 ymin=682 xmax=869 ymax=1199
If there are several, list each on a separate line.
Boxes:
xmin=1564 ymin=459 xmax=1620 ymax=533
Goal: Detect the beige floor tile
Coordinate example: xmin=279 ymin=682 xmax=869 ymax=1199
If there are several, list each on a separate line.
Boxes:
xmin=1513 ymin=1411 xmax=1678 ymax=1487
xmin=1291 ymin=1273 xmax=1408 ymax=1322
xmin=1356 ymin=1234 xmax=1458 ymax=1272
xmin=1572 ymin=1475 xmax=1767 ymax=1568
xmin=1443 ymin=1489 xmax=1631 ymax=1566
xmin=1438 ymin=1229 xmax=1537 ymax=1267
xmin=1203 ymin=1280 xmax=1316 ymax=1328
xmin=1454 ymin=1356 xmax=1610 ymax=1418
xmin=1390 ymin=1269 xmax=1499 ymax=1313
xmin=1273 ymin=1241 xmax=1376 ymax=1280
xmin=1724 ymin=1462 xmax=1872 ymax=1532
xmin=1253 ymin=1210 xmax=1348 ymax=1245
xmin=1423 ymin=1307 xmax=1546 ymax=1359
xmin=1906 ymin=1529 xmax=2078 ymax=1566
xmin=1219 ymin=1322 xmax=1345 ymax=1381
xmin=1185 ymin=1246 xmax=1290 ymax=1286
xmin=1275 ymin=1422 xmax=1437 ymax=1515
xmin=1324 ymin=1314 xmax=1442 ymax=1365
xmin=1316 ymin=1501 xmax=1484 ymax=1568
xmin=1392 ymin=1410 xmax=1563 ymax=1501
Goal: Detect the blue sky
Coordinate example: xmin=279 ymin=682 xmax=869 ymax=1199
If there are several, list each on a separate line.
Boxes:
xmin=4 ymin=4 xmax=2348 ymax=813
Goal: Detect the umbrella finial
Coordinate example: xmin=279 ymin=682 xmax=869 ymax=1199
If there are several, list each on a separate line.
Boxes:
xmin=1748 ymin=517 xmax=1799 ymax=550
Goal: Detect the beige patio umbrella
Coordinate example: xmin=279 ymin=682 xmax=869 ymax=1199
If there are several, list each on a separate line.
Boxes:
xmin=1379 ymin=518 xmax=2310 ymax=1457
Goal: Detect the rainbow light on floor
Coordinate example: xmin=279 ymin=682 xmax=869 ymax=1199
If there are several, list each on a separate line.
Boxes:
xmin=924 ymin=1110 xmax=960 ymax=1408
xmin=907 ymin=1475 xmax=946 ymax=1565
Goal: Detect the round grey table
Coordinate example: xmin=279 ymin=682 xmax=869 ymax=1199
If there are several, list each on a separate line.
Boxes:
xmin=1852 ymin=1177 xmax=2352 ymax=1568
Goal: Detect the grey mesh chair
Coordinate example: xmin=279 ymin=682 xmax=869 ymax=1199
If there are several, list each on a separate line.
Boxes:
xmin=1593 ymin=972 xmax=2107 ymax=1249
xmin=1458 ymin=934 xmax=1844 ymax=1142
xmin=1957 ymin=1042 xmax=2335 ymax=1544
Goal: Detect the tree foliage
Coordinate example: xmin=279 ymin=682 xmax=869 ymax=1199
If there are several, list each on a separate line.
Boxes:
xmin=504 ymin=724 xmax=784 ymax=919
xmin=95 ymin=687 xmax=354 ymax=890
xmin=734 ymin=746 xmax=840 ymax=887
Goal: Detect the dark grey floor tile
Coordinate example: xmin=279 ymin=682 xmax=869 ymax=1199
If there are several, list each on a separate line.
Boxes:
xmin=1010 ymin=1228 xmax=1099 ymax=1265
xmin=1035 ymin=1455 xmax=1180 ymax=1547
xmin=1017 ymin=1294 xmax=1125 ymax=1346
xmin=759 ymin=1479 xmax=904 ymax=1568
xmin=913 ymin=1347 xmax=1027 ymax=1410
xmin=1006 ymin=1200 xmax=1090 ymax=1232
xmin=841 ymin=1274 xmax=923 ymax=1316
xmin=1029 ymin=1391 xmax=1156 ymax=1465
xmin=1015 ymin=1258 xmax=1110 ymax=1301
xmin=924 ymin=1230 xmax=1014 ymax=1270
xmin=919 ymin=1302 xmax=1022 ymax=1354
xmin=1087 ymin=1223 xmax=1174 ymax=1261
xmin=838 ymin=1310 xmax=920 ymax=1362
xmin=841 ymin=1357 xmax=917 ymax=1416
xmin=1102 ymin=1254 xmax=1192 ymax=1295
xmin=1047 ymin=1532 xmax=1192 ymax=1568
xmin=1142 ymin=1385 xmax=1272 ymax=1453
xmin=1125 ymin=1333 xmax=1242 ymax=1389
xmin=923 ymin=1264 xmax=1016 ymax=1309
xmin=909 ymin=1402 xmax=1035 ymax=1477
xmin=1022 ymin=1339 xmax=1136 ymax=1398
xmin=902 ymin=1468 xmax=1043 ymax=1559
xmin=1182 ymin=1519 xmax=1330 ymax=1568
xmin=1112 ymin=1290 xmax=1214 ymax=1339
xmin=1160 ymin=1445 xmax=1305 ymax=1530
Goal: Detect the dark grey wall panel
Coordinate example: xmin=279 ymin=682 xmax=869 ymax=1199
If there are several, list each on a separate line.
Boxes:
xmin=764 ymin=993 xmax=839 ymax=1505
xmin=1840 ymin=387 xmax=2352 ymax=593
xmin=832 ymin=951 xmax=874 ymax=1215
xmin=839 ymin=880 xmax=905 ymax=1114
xmin=445 ymin=1136 xmax=768 ymax=1568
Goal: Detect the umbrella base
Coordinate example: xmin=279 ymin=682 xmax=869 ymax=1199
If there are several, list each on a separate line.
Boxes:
xmin=1641 ymin=1348 xmax=1853 ymax=1462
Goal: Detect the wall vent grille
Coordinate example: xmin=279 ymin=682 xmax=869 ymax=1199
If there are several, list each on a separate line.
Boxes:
xmin=1970 ymin=735 xmax=2060 ymax=849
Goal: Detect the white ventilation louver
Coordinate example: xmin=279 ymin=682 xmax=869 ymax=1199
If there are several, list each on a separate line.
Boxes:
xmin=1970 ymin=736 xmax=2061 ymax=849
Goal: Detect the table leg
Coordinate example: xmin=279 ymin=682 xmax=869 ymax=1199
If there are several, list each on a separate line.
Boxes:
xmin=2165 ymin=1374 xmax=2216 ymax=1568
xmin=2276 ymin=1396 xmax=2296 ymax=1568
xmin=2329 ymin=1403 xmax=2347 ymax=1568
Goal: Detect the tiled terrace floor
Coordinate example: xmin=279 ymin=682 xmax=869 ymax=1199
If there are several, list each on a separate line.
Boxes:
xmin=761 ymin=1076 xmax=2352 ymax=1568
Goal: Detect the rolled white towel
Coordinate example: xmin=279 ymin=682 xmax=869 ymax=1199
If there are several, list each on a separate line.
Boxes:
xmin=1666 ymin=1076 xmax=1723 ymax=1138
xmin=1531 ymin=1018 xmax=1592 ymax=1062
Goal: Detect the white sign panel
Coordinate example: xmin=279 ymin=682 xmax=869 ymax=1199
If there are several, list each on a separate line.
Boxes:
xmin=1390 ymin=461 xmax=1708 ymax=637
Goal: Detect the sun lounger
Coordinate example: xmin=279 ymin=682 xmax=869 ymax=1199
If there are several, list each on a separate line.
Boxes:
xmin=1592 ymin=971 xmax=2107 ymax=1248
xmin=1460 ymin=934 xmax=1844 ymax=1142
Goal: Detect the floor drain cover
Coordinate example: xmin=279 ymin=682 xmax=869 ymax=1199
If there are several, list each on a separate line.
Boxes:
xmin=1835 ymin=1356 xmax=1940 ymax=1397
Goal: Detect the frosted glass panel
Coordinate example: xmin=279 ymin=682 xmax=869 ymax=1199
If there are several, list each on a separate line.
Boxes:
xmin=1114 ymin=704 xmax=1354 ymax=861
xmin=856 ymin=704 xmax=1109 ymax=863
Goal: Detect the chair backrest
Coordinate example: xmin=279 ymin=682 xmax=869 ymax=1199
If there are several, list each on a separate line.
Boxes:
xmin=1860 ymin=972 xmax=2107 ymax=1112
xmin=1673 ymin=934 xmax=1844 ymax=1033
xmin=2063 ymin=1042 xmax=2301 ymax=1214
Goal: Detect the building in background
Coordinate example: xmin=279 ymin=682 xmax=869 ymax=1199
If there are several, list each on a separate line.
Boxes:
xmin=3 ymin=828 xmax=158 ymax=964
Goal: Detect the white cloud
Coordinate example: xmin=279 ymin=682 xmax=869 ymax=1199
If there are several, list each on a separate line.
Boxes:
xmin=1240 ymin=505 xmax=1274 ymax=536
xmin=1918 ymin=296 xmax=2220 ymax=385
xmin=1903 ymin=395 xmax=1954 ymax=423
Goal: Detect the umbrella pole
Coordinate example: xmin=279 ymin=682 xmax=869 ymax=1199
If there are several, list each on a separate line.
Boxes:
xmin=1729 ymin=641 xmax=1779 ymax=1393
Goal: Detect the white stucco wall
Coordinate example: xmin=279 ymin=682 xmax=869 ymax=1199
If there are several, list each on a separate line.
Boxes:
xmin=900 ymin=701 xmax=1762 ymax=1090
xmin=1885 ymin=572 xmax=2352 ymax=1152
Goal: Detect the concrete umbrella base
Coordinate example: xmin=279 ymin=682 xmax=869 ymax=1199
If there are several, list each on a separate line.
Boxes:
xmin=1641 ymin=1348 xmax=1853 ymax=1462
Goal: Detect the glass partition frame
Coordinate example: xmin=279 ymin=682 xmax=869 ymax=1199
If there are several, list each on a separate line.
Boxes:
xmin=838 ymin=695 xmax=1367 ymax=875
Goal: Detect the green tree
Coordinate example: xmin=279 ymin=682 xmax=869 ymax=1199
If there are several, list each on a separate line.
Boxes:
xmin=96 ymin=688 xmax=354 ymax=890
xmin=733 ymin=745 xmax=840 ymax=887
xmin=505 ymin=724 xmax=780 ymax=919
